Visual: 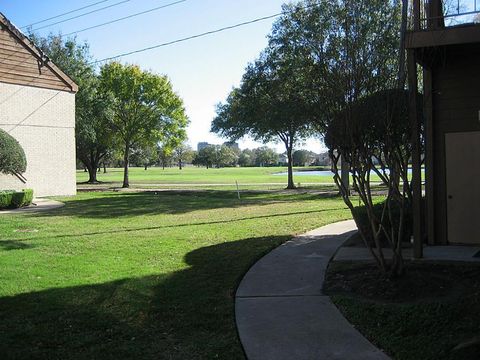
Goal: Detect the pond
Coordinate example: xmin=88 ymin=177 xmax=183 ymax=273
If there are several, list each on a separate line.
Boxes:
xmin=273 ymin=170 xmax=334 ymax=176
xmin=273 ymin=169 xmax=414 ymax=176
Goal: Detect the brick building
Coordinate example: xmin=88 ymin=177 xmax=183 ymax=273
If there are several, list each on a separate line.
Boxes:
xmin=0 ymin=13 xmax=77 ymax=196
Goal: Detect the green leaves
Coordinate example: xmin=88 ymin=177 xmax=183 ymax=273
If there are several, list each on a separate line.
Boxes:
xmin=99 ymin=62 xmax=188 ymax=149
xmin=98 ymin=62 xmax=188 ymax=186
xmin=0 ymin=129 xmax=27 ymax=176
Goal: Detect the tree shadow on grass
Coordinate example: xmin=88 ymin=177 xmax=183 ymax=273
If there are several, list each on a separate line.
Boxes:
xmin=36 ymin=190 xmax=341 ymax=219
xmin=0 ymin=240 xmax=35 ymax=251
xmin=15 ymin=207 xmax=347 ymax=244
xmin=0 ymin=235 xmax=289 ymax=360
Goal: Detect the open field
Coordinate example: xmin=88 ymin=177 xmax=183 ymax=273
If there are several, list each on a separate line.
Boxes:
xmin=0 ymin=190 xmax=351 ymax=359
xmin=76 ymin=166 xmax=420 ymax=191
xmin=77 ymin=166 xmax=338 ymax=189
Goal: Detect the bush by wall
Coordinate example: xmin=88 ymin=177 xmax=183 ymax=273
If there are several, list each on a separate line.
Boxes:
xmin=352 ymin=199 xmax=414 ymax=247
xmin=0 ymin=129 xmax=27 ymax=176
xmin=0 ymin=189 xmax=34 ymax=210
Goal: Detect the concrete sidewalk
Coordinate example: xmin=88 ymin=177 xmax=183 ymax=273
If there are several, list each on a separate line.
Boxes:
xmin=235 ymin=220 xmax=390 ymax=360
xmin=0 ymin=198 xmax=64 ymax=215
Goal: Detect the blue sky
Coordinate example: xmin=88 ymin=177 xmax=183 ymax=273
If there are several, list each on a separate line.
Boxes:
xmin=2 ymin=0 xmax=324 ymax=153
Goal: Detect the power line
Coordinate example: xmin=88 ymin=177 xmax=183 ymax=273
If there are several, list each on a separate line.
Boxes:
xmin=31 ymin=0 xmax=131 ymax=32
xmin=64 ymin=0 xmax=187 ymax=37
xmin=21 ymin=0 xmax=112 ymax=29
xmin=90 ymin=12 xmax=282 ymax=64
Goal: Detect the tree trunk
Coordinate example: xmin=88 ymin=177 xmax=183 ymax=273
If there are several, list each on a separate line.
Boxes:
xmin=340 ymin=155 xmax=350 ymax=196
xmin=286 ymin=146 xmax=295 ymax=189
xmin=179 ymin=160 xmax=183 ymax=170
xmin=144 ymin=165 xmax=148 ymax=170
xmin=123 ymin=143 xmax=130 ymax=188
xmin=103 ymin=163 xmax=107 ymax=173
xmin=86 ymin=164 xmax=98 ymax=183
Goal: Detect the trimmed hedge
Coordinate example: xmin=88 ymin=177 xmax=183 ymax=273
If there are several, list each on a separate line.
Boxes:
xmin=352 ymin=199 xmax=413 ymax=247
xmin=0 ymin=191 xmax=14 ymax=209
xmin=0 ymin=189 xmax=34 ymax=210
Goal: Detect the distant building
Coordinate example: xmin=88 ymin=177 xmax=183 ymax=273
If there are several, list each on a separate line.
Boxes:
xmin=223 ymin=141 xmax=239 ymax=151
xmin=315 ymin=152 xmax=332 ymax=167
xmin=278 ymin=154 xmax=288 ymax=165
xmin=197 ymin=142 xmax=210 ymax=151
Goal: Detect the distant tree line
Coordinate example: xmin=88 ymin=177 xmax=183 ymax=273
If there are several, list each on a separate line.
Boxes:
xmin=116 ymin=143 xmax=328 ymax=170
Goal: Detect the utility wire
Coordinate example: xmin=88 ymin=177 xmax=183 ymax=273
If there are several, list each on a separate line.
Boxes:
xmin=21 ymin=0 xmax=112 ymax=29
xmin=90 ymin=12 xmax=281 ymax=64
xmin=64 ymin=0 xmax=187 ymax=37
xmin=31 ymin=0 xmax=131 ymax=32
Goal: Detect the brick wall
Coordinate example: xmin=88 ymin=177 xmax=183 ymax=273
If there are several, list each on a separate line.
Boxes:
xmin=0 ymin=82 xmax=76 ymax=197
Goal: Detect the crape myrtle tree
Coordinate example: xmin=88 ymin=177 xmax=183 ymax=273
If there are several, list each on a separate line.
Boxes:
xmin=30 ymin=34 xmax=115 ymax=183
xmin=212 ymin=15 xmax=316 ymax=188
xmin=100 ymin=62 xmax=188 ymax=188
xmin=275 ymin=0 xmax=416 ymax=277
xmin=326 ymin=89 xmax=423 ymax=277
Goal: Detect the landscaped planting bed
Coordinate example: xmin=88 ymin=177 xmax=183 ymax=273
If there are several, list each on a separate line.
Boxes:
xmin=325 ymin=261 xmax=480 ymax=360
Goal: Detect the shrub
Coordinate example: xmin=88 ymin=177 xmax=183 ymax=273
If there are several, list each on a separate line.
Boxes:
xmin=11 ymin=189 xmax=34 ymax=208
xmin=352 ymin=199 xmax=413 ymax=248
xmin=0 ymin=189 xmax=34 ymax=209
xmin=0 ymin=190 xmax=14 ymax=209
xmin=0 ymin=129 xmax=27 ymax=176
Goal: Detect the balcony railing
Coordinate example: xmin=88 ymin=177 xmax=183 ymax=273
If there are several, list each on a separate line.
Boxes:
xmin=414 ymin=0 xmax=480 ymax=30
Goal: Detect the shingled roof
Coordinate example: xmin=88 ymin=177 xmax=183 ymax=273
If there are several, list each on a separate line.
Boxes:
xmin=0 ymin=12 xmax=78 ymax=93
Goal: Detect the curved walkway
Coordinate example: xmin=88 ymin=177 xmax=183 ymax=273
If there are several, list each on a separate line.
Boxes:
xmin=0 ymin=198 xmax=64 ymax=215
xmin=235 ymin=220 xmax=390 ymax=360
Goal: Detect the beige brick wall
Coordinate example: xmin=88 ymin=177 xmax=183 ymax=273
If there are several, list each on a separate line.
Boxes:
xmin=0 ymin=82 xmax=76 ymax=197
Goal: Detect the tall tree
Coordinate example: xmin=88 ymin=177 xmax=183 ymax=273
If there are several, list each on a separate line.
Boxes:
xmin=212 ymin=45 xmax=314 ymax=188
xmin=254 ymin=147 xmax=279 ymax=167
xmin=99 ymin=62 xmax=188 ymax=187
xmin=173 ymin=142 xmax=194 ymax=170
xmin=30 ymin=34 xmax=115 ymax=183
xmin=158 ymin=145 xmax=174 ymax=170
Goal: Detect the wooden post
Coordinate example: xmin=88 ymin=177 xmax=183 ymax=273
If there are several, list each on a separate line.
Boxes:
xmin=423 ymin=67 xmax=435 ymax=245
xmin=236 ymin=181 xmax=241 ymax=200
xmin=408 ymin=49 xmax=423 ymax=259
xmin=413 ymin=0 xmax=421 ymax=30
xmin=340 ymin=155 xmax=350 ymax=196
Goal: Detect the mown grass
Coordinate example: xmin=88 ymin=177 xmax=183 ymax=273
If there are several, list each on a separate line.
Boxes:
xmin=76 ymin=166 xmax=337 ymax=186
xmin=0 ymin=190 xmax=350 ymax=359
xmin=326 ymin=262 xmax=480 ymax=360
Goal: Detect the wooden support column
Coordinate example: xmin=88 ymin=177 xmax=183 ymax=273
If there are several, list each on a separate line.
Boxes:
xmin=423 ymin=67 xmax=435 ymax=245
xmin=408 ymin=49 xmax=423 ymax=259
xmin=413 ymin=0 xmax=421 ymax=30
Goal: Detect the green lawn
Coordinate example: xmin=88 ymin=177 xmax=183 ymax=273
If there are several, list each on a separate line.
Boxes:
xmin=77 ymin=166 xmax=338 ymax=188
xmin=325 ymin=262 xmax=480 ymax=360
xmin=0 ymin=190 xmax=350 ymax=359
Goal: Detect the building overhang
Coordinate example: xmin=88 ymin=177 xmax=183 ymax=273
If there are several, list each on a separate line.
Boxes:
xmin=406 ymin=24 xmax=480 ymax=49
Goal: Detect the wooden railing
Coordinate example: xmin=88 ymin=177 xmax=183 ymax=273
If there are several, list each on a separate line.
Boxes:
xmin=412 ymin=0 xmax=480 ymax=30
